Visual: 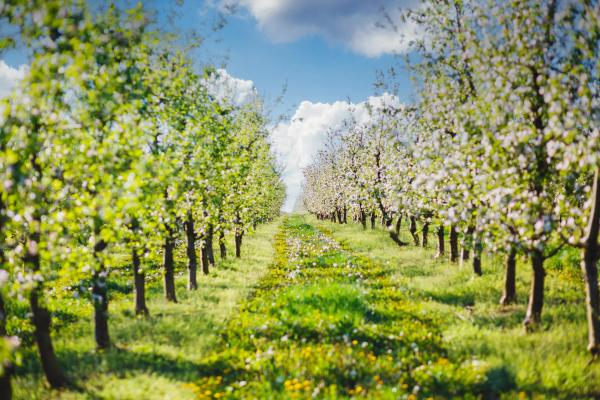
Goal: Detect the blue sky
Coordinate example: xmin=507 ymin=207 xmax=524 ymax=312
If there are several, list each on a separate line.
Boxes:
xmin=0 ymin=0 xmax=418 ymax=210
xmin=191 ymin=1 xmax=418 ymax=210
xmin=143 ymin=0 xmax=415 ymax=116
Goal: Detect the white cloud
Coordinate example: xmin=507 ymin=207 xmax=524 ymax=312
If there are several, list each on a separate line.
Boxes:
xmin=0 ymin=60 xmax=27 ymax=98
xmin=205 ymin=68 xmax=258 ymax=106
xmin=271 ymin=93 xmax=400 ymax=211
xmin=220 ymin=0 xmax=419 ymax=57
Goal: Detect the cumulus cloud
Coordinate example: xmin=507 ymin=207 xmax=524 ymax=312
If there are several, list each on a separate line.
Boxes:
xmin=271 ymin=93 xmax=400 ymax=211
xmin=219 ymin=0 xmax=419 ymax=57
xmin=0 ymin=60 xmax=27 ymax=98
xmin=205 ymin=68 xmax=258 ymax=106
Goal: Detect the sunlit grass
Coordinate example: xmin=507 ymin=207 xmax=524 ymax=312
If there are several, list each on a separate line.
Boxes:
xmin=190 ymin=215 xmax=501 ymax=399
xmin=311 ymin=215 xmax=600 ymax=399
xmin=12 ymin=219 xmax=281 ymax=400
xmin=13 ymin=214 xmax=597 ymax=398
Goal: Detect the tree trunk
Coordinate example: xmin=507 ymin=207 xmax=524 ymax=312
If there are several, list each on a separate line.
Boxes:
xmin=343 ymin=206 xmax=348 ymax=224
xmin=0 ymin=292 xmax=12 ymax=400
xmin=450 ymin=225 xmax=459 ymax=262
xmin=0 ymin=226 xmax=13 ymax=399
xmin=360 ymin=209 xmax=367 ymax=230
xmin=29 ymin=288 xmax=68 ymax=388
xmin=422 ymin=221 xmax=429 ymax=247
xmin=524 ymin=250 xmax=545 ymax=329
xmin=92 ymin=269 xmax=110 ymax=350
xmin=409 ymin=216 xmax=420 ymax=246
xmin=473 ymin=239 xmax=482 ymax=276
xmin=185 ymin=212 xmax=198 ymax=290
xmin=395 ymin=215 xmax=402 ymax=235
xmin=0 ymin=362 xmax=9 ymax=400
xmin=132 ymin=247 xmax=148 ymax=316
xmin=436 ymin=225 xmax=445 ymax=258
xmin=207 ymin=224 xmax=215 ymax=265
xmin=219 ymin=229 xmax=227 ymax=260
xmin=25 ymin=227 xmax=68 ymax=388
xmin=582 ymin=248 xmax=600 ymax=356
xmin=201 ymin=239 xmax=210 ymax=275
xmin=336 ymin=209 xmax=343 ymax=224
xmin=500 ymin=249 xmax=517 ymax=305
xmin=235 ymin=231 xmax=243 ymax=258
xmin=581 ymin=167 xmax=600 ymax=355
xmin=461 ymin=247 xmax=470 ymax=262
xmin=370 ymin=212 xmax=376 ymax=229
xmin=163 ymin=226 xmax=177 ymax=302
xmin=386 ymin=213 xmax=406 ymax=246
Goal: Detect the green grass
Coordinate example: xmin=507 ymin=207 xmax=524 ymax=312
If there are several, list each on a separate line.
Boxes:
xmin=187 ymin=215 xmax=506 ymax=399
xmin=310 ymin=215 xmax=600 ymax=399
xmin=11 ymin=219 xmax=281 ymax=400
xmin=11 ymin=214 xmax=598 ymax=399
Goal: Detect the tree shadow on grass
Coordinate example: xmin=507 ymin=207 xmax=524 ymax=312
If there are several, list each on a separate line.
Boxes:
xmin=470 ymin=307 xmax=525 ymax=329
xmin=215 ymin=261 xmax=240 ymax=272
xmin=422 ymin=288 xmax=476 ymax=307
xmin=397 ymin=263 xmax=437 ymax=278
xmin=16 ymin=346 xmax=209 ymax=394
xmin=515 ymin=383 xmax=600 ymax=400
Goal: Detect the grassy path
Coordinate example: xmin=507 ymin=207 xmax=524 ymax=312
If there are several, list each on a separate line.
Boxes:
xmin=14 ymin=219 xmax=281 ymax=400
xmin=310 ymin=215 xmax=600 ymax=399
xmin=191 ymin=215 xmax=493 ymax=399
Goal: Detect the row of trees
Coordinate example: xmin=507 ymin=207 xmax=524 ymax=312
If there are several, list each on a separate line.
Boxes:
xmin=0 ymin=0 xmax=284 ymax=396
xmin=303 ymin=0 xmax=599 ymax=356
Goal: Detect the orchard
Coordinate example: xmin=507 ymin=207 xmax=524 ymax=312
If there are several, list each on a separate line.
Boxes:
xmin=303 ymin=0 xmax=600 ymax=361
xmin=0 ymin=1 xmax=283 ymax=397
xmin=1 ymin=0 xmax=600 ymax=398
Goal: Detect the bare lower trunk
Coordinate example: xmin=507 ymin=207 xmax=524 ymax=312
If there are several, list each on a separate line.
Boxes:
xmin=235 ymin=231 xmax=243 ymax=258
xmin=524 ymin=250 xmax=545 ymax=329
xmin=26 ymin=227 xmax=68 ymax=388
xmin=0 ymin=358 xmax=10 ymax=400
xmin=582 ymin=242 xmax=600 ymax=356
xmin=0 ymin=278 xmax=12 ymax=399
xmin=92 ymin=269 xmax=110 ymax=350
xmin=30 ymin=289 xmax=68 ymax=388
xmin=343 ymin=206 xmax=347 ymax=224
xmin=409 ymin=216 xmax=420 ymax=246
xmin=132 ymin=248 xmax=148 ymax=316
xmin=386 ymin=214 xmax=407 ymax=247
xmin=462 ymin=226 xmax=475 ymax=264
xmin=201 ymin=237 xmax=210 ymax=275
xmin=360 ymin=209 xmax=367 ymax=230
xmin=422 ymin=221 xmax=429 ymax=247
xmin=581 ymin=167 xmax=600 ymax=355
xmin=206 ymin=224 xmax=215 ymax=265
xmin=436 ymin=225 xmax=445 ymax=258
xmin=395 ymin=215 xmax=402 ymax=235
xmin=500 ymin=249 xmax=517 ymax=305
xmin=163 ymin=227 xmax=177 ymax=302
xmin=370 ymin=212 xmax=376 ymax=229
xmin=450 ymin=225 xmax=459 ymax=262
xmin=185 ymin=213 xmax=198 ymax=290
xmin=461 ymin=247 xmax=470 ymax=262
xmin=219 ymin=230 xmax=227 ymax=259
xmin=473 ymin=239 xmax=482 ymax=276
